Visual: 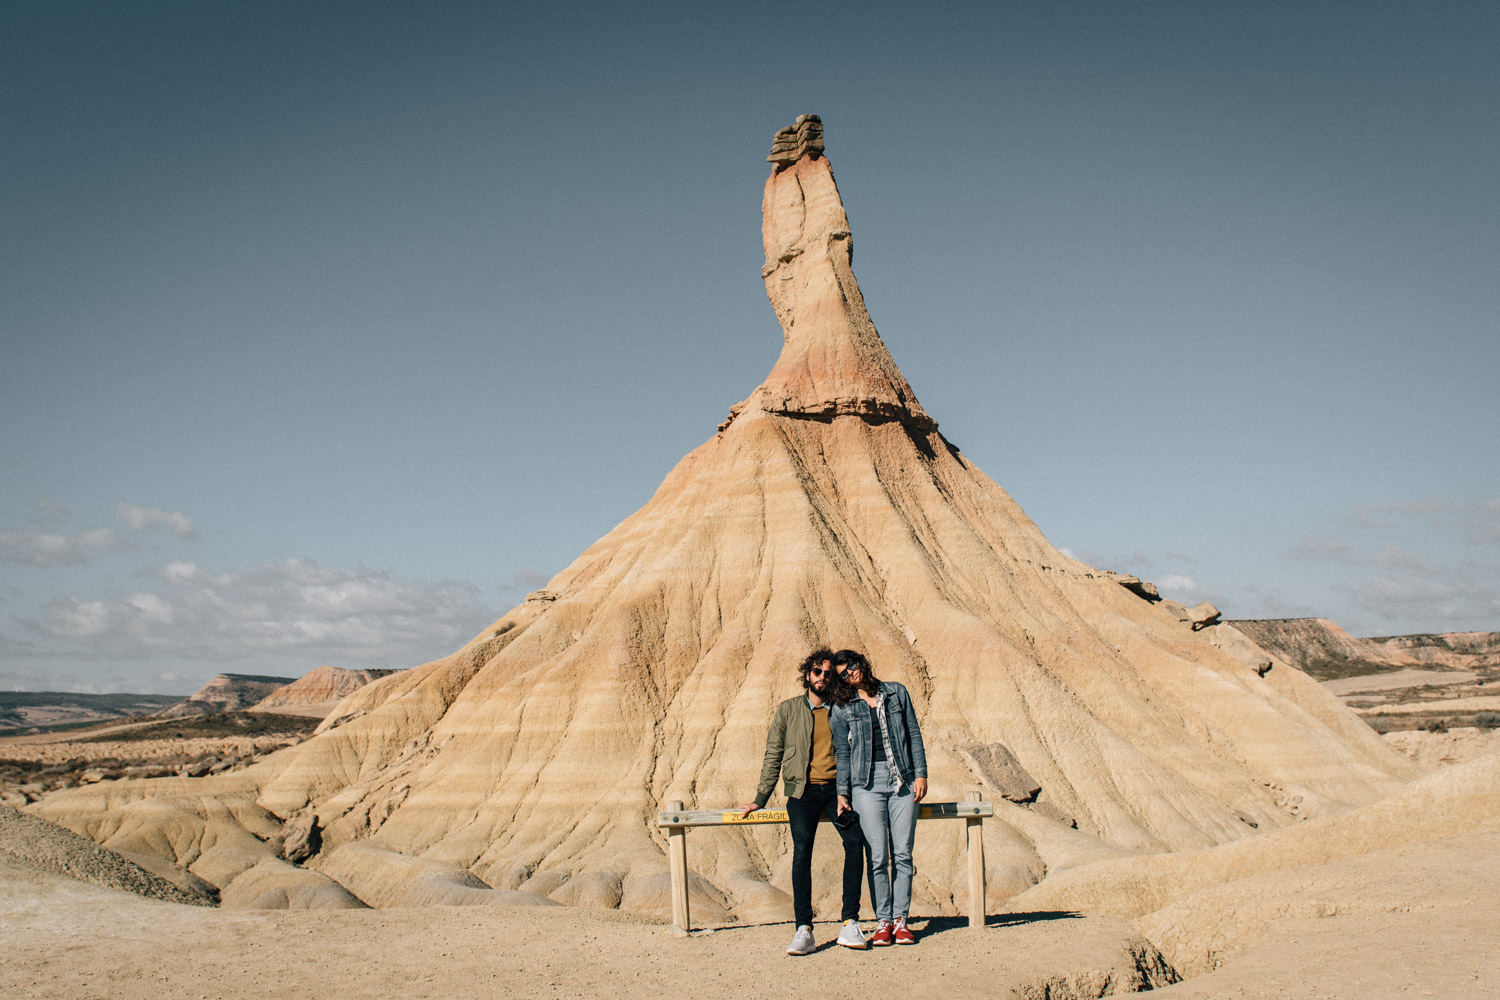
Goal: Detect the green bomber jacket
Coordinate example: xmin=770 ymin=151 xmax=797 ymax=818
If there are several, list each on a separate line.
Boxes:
xmin=753 ymin=694 xmax=823 ymax=808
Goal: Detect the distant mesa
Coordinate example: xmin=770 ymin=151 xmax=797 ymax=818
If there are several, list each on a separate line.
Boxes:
xmin=158 ymin=667 xmax=398 ymax=722
xmin=249 ymin=666 xmax=399 ymax=720
xmin=0 ymin=691 xmax=176 ymax=732
xmin=1227 ymin=619 xmax=1500 ymax=680
xmin=159 ymin=673 xmax=298 ymax=718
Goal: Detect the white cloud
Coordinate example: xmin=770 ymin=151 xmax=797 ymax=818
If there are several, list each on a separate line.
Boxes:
xmin=13 ymin=558 xmax=496 ymax=667
xmin=115 ymin=502 xmax=198 ymax=539
xmin=0 ymin=528 xmax=129 ymax=567
xmin=1339 ymin=571 xmax=1500 ymax=630
xmin=1156 ymin=573 xmax=1199 ymax=602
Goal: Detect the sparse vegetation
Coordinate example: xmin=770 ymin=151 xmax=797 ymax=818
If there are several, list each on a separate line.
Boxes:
xmin=1302 ymin=655 xmax=1407 ymax=682
xmin=1474 ymin=712 xmax=1499 ymax=730
xmin=78 ymin=711 xmax=318 ymax=743
xmin=1421 ymin=718 xmax=1450 ymax=733
xmin=0 ymin=691 xmax=178 ymax=732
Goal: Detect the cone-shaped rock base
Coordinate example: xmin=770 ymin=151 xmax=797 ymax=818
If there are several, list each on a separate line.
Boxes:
xmin=35 ymin=119 xmax=1418 ymax=922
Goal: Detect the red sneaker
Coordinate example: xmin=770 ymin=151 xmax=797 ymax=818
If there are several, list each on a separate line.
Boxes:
xmin=869 ymin=920 xmax=894 ymax=946
xmin=893 ymin=917 xmax=916 ymax=945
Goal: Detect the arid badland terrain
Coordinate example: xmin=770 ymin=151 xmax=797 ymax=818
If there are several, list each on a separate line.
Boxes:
xmin=3 ymin=117 xmax=1496 ymax=999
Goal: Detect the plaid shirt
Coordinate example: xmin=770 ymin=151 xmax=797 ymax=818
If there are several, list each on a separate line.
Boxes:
xmin=872 ymin=690 xmax=903 ymax=792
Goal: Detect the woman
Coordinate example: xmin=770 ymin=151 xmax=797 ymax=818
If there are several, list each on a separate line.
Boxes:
xmin=829 ymin=649 xmax=928 ymax=946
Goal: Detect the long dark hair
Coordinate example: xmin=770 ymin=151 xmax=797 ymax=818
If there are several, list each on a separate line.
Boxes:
xmin=830 ymin=649 xmax=878 ymax=699
xmin=798 ymin=648 xmax=834 ymax=693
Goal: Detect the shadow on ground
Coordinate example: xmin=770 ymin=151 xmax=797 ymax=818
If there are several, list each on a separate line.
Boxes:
xmin=919 ymin=910 xmax=1084 ymax=938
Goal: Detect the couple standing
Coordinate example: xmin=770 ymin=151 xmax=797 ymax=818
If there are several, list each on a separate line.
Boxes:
xmin=739 ymin=649 xmax=928 ymax=955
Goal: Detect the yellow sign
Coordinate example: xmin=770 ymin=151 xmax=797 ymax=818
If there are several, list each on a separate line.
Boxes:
xmin=720 ymin=810 xmax=789 ymax=824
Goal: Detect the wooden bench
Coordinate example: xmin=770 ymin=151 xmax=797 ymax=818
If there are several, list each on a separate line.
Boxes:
xmin=657 ymin=791 xmax=993 ymax=935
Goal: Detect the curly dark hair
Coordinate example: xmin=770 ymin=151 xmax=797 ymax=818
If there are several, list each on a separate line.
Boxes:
xmin=830 ymin=649 xmax=879 ymax=696
xmin=798 ymin=649 xmax=835 ymax=693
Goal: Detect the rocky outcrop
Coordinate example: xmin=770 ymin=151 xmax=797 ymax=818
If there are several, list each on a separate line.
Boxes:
xmin=1370 ymin=630 xmax=1500 ymax=670
xmin=1227 ymin=618 xmax=1419 ymax=679
xmin=1187 ymin=601 xmax=1222 ymax=630
xmin=1010 ymin=752 xmax=1500 ymax=976
xmin=726 ymin=115 xmax=937 ymax=433
xmin=161 ymin=673 xmax=297 ymax=718
xmin=766 ymin=113 xmax=823 ymax=168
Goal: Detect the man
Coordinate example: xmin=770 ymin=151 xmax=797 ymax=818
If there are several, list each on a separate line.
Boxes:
xmin=740 ymin=650 xmax=869 ymax=955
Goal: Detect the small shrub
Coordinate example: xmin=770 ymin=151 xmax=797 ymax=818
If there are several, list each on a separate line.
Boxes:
xmin=1421 ymin=718 xmax=1450 ymax=733
xmin=1473 ymin=711 xmax=1499 ymax=730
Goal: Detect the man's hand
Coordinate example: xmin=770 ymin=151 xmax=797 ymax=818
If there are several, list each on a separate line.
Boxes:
xmin=738 ymin=802 xmax=762 ymax=818
xmin=837 ymin=795 xmax=851 ymax=814
xmin=912 ymin=778 xmax=928 ymax=802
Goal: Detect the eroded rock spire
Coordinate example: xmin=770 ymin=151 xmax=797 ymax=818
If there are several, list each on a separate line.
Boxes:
xmin=736 ymin=115 xmax=937 ymax=432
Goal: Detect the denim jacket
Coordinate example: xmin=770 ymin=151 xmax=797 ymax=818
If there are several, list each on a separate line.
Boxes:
xmin=830 ymin=682 xmax=927 ymax=798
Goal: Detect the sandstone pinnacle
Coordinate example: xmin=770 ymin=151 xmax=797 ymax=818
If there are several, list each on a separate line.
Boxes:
xmin=725 ymin=115 xmax=936 ymax=433
xmin=33 ymin=117 xmax=1426 ymax=924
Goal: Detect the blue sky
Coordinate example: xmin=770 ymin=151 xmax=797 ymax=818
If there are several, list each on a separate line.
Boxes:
xmin=3 ymin=2 xmax=1496 ymax=693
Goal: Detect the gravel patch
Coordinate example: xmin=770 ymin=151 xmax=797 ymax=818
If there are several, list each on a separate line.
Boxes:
xmin=0 ymin=804 xmax=215 ymax=906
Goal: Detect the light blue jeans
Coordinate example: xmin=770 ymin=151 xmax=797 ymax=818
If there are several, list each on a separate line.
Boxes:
xmin=851 ymin=761 xmax=918 ymax=922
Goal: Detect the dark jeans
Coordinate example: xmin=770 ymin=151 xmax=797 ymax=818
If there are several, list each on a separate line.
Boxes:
xmin=787 ymin=780 xmax=865 ymax=926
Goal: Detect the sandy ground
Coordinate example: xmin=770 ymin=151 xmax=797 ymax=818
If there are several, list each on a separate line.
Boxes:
xmin=1384 ymin=726 xmax=1500 ymax=769
xmin=1359 ymin=694 xmax=1500 ymax=716
xmin=1149 ymin=906 xmax=1496 ymax=999
xmin=0 ymin=855 xmax=1169 ymax=1000
xmin=3 ymin=846 xmax=1495 ymax=1000
xmin=1321 ymin=668 xmax=1475 ymax=697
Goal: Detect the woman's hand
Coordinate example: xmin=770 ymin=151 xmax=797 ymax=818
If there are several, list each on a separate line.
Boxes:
xmin=738 ymin=802 xmax=761 ymax=818
xmin=837 ymin=795 xmax=851 ymax=814
xmin=912 ymin=778 xmax=928 ymax=802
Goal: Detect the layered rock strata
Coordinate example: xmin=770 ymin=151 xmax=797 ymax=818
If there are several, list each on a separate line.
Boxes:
xmin=161 ymin=674 xmax=297 ymax=718
xmin=35 ymin=117 xmax=1420 ymax=922
xmin=250 ymin=665 xmax=397 ymax=719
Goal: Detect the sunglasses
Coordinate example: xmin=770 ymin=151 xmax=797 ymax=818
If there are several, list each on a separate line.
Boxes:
xmin=836 ymin=664 xmax=862 ymax=676
xmin=808 ymin=666 xmax=832 ymax=677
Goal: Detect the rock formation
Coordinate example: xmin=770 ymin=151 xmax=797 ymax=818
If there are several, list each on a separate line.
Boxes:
xmin=34 ymin=117 xmax=1422 ymax=921
xmin=161 ymin=673 xmax=297 ymax=718
xmin=766 ymin=113 xmax=823 ymax=168
xmin=249 ymin=665 xmax=397 ymax=719
xmin=1008 ymin=751 xmax=1500 ymax=975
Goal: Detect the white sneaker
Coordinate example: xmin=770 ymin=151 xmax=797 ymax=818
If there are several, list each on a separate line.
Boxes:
xmin=787 ymin=924 xmax=815 ymax=955
xmin=836 ymin=919 xmax=868 ymax=949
